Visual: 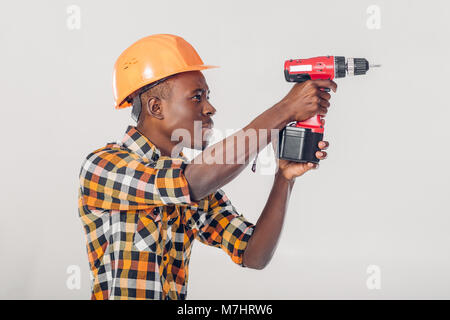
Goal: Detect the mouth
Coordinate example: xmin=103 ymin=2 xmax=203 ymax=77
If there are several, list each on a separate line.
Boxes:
xmin=202 ymin=120 xmax=214 ymax=129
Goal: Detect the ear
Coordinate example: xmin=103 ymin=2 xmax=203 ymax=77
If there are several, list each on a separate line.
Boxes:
xmin=145 ymin=96 xmax=164 ymax=120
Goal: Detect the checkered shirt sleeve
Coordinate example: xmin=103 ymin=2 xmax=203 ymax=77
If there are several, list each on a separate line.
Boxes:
xmin=188 ymin=189 xmax=255 ymax=267
xmin=79 ymin=147 xmax=192 ymax=210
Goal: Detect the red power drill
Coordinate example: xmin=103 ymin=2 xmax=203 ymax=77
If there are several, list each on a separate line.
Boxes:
xmin=278 ymin=55 xmax=379 ymax=164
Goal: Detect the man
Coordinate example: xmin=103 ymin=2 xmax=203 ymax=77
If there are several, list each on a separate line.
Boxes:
xmin=78 ymin=34 xmax=336 ymax=300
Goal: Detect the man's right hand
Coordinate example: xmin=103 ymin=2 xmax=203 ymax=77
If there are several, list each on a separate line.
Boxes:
xmin=279 ymin=79 xmax=338 ymax=123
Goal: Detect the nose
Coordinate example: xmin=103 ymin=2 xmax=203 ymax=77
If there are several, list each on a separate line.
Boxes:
xmin=202 ymin=99 xmax=216 ymax=117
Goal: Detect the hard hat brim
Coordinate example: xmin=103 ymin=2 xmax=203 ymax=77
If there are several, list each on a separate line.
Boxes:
xmin=115 ymin=64 xmax=219 ymax=109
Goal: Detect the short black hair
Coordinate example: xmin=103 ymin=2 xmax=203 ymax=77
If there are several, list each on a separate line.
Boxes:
xmin=130 ymin=76 xmax=174 ymax=122
xmin=140 ymin=78 xmax=173 ymax=104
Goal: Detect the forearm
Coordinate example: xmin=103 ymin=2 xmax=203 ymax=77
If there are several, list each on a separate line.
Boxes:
xmin=242 ymin=172 xmax=295 ymax=269
xmin=185 ymin=101 xmax=292 ymax=201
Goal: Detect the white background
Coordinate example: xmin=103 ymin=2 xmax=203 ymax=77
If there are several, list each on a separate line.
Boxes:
xmin=0 ymin=0 xmax=449 ymax=299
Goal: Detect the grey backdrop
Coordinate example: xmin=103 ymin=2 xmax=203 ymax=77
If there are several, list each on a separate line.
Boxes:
xmin=1 ymin=0 xmax=449 ymax=299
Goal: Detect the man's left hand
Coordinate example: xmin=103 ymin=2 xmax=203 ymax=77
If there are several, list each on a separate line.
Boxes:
xmin=276 ymin=140 xmax=329 ymax=181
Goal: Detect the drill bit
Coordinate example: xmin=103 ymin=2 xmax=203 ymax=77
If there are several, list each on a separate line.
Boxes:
xmin=369 ymin=64 xmax=381 ymax=68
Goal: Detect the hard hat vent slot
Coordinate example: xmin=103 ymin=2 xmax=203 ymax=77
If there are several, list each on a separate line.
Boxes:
xmin=123 ymin=58 xmax=138 ymax=70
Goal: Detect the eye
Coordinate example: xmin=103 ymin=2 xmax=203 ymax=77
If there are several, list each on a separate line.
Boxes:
xmin=192 ymin=93 xmax=210 ymax=102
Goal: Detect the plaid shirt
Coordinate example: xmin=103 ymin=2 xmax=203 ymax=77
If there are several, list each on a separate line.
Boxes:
xmin=78 ymin=125 xmax=255 ymax=300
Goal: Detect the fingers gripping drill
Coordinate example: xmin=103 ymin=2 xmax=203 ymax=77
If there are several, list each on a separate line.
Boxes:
xmin=251 ymin=56 xmax=380 ymax=172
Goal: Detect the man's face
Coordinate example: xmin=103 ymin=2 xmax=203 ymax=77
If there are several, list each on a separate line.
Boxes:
xmin=161 ymin=71 xmax=216 ymax=151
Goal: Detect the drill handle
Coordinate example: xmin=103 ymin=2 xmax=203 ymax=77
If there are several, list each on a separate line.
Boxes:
xmin=295 ymin=87 xmax=330 ymax=133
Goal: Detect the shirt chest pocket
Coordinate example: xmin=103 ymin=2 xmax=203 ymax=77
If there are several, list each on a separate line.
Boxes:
xmin=133 ymin=208 xmax=162 ymax=253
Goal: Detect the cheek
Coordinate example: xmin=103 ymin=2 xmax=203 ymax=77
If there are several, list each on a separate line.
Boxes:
xmin=165 ymin=102 xmax=196 ymax=132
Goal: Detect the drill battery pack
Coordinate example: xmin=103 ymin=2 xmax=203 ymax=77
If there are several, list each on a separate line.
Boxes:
xmin=278 ymin=125 xmax=323 ymax=163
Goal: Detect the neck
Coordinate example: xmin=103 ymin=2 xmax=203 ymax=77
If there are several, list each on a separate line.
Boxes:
xmin=136 ymin=122 xmax=179 ymax=157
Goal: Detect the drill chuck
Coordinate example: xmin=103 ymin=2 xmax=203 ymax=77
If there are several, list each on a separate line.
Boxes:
xmin=334 ymin=57 xmax=372 ymax=78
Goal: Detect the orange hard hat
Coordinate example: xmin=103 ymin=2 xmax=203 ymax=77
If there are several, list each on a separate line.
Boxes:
xmin=113 ymin=34 xmax=219 ymax=110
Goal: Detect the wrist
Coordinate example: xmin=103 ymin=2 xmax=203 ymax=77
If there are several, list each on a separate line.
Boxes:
xmin=273 ymin=100 xmax=294 ymax=127
xmin=275 ymin=171 xmax=295 ymax=185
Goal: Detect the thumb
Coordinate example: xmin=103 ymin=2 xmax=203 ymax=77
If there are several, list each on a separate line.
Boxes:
xmin=307 ymin=162 xmax=319 ymax=171
xmin=295 ymin=162 xmax=318 ymax=176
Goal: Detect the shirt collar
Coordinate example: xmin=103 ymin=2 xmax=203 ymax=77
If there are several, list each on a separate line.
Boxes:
xmin=121 ymin=125 xmax=186 ymax=163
